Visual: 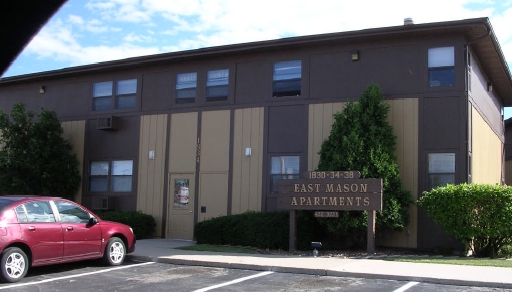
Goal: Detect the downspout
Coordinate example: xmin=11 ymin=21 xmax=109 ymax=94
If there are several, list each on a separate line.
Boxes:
xmin=463 ymin=29 xmax=492 ymax=184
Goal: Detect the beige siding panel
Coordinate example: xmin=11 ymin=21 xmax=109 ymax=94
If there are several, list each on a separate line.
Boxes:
xmin=308 ymin=99 xmax=418 ymax=248
xmin=232 ymin=108 xmax=264 ymax=214
xmin=198 ymin=172 xmax=229 ymax=221
xmin=61 ymin=120 xmax=85 ymax=203
xmin=199 ymin=110 xmax=230 ymax=220
xmin=308 ymin=102 xmax=346 ymax=171
xmin=200 ymin=110 xmax=230 ymax=172
xmin=472 ymin=107 xmax=502 ymax=184
xmin=137 ymin=114 xmax=167 ymax=237
xmin=169 ymin=112 xmax=198 ymax=173
xmin=379 ymin=99 xmax=419 ymax=248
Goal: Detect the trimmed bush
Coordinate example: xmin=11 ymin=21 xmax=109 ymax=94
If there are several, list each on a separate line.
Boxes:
xmin=98 ymin=210 xmax=156 ymax=239
xmin=417 ymin=184 xmax=512 ymax=258
xmin=194 ymin=211 xmax=323 ymax=250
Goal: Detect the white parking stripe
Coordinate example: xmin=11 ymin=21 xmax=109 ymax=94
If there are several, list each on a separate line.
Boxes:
xmin=0 ymin=262 xmax=154 ymax=290
xmin=193 ymin=271 xmax=275 ymax=292
xmin=393 ymin=281 xmax=420 ymax=292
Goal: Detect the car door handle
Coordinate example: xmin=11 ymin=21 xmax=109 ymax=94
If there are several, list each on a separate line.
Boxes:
xmin=66 ymin=226 xmax=74 ymax=231
xmin=28 ymin=226 xmax=35 ymax=231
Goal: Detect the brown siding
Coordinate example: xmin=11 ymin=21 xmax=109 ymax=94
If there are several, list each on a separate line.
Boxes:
xmin=137 ymin=114 xmax=168 ymax=237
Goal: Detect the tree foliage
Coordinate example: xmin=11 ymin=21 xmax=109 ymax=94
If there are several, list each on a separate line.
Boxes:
xmin=0 ymin=102 xmax=81 ymax=200
xmin=417 ymin=183 xmax=512 ymax=258
xmin=317 ymin=84 xmax=412 ymax=246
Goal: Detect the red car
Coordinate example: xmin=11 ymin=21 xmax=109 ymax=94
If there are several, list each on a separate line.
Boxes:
xmin=0 ymin=196 xmax=136 ymax=283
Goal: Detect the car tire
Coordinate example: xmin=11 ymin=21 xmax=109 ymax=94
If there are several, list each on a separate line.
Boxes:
xmin=103 ymin=237 xmax=126 ymax=266
xmin=0 ymin=247 xmax=28 ymax=283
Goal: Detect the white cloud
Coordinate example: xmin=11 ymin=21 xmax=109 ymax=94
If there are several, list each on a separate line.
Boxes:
xmin=7 ymin=0 xmax=512 ymax=76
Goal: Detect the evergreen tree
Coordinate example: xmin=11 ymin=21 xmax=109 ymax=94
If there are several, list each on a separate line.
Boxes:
xmin=317 ymin=84 xmax=412 ymax=247
xmin=0 ymin=102 xmax=81 ymax=200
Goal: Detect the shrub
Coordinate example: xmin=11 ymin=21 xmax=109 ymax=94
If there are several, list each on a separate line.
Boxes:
xmin=194 ymin=211 xmax=323 ymax=250
xmin=417 ymin=184 xmax=512 ymax=258
xmin=98 ymin=210 xmax=156 ymax=239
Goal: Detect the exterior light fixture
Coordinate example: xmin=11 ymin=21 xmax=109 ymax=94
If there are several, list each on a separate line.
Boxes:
xmin=487 ymin=82 xmax=493 ymax=92
xmin=39 ymin=86 xmax=45 ymax=94
xmin=351 ymin=50 xmax=359 ymax=61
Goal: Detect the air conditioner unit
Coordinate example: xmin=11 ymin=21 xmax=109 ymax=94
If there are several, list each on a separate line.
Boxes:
xmin=92 ymin=196 xmax=109 ymax=210
xmin=96 ymin=116 xmax=119 ymax=130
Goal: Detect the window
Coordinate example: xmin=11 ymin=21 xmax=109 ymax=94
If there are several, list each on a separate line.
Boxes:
xmin=90 ymin=160 xmax=133 ymax=192
xmin=270 ymin=156 xmax=300 ymax=193
xmin=93 ymin=81 xmax=112 ymax=111
xmin=206 ymin=69 xmax=229 ymax=101
xmin=273 ymin=60 xmax=301 ymax=97
xmin=116 ymin=79 xmax=137 ymax=109
xmin=176 ymin=72 xmax=197 ymax=104
xmin=92 ymin=79 xmax=137 ymax=110
xmin=428 ymin=153 xmax=455 ymax=189
xmin=55 ymin=201 xmax=90 ymax=223
xmin=23 ymin=201 xmax=56 ymax=223
xmin=428 ymin=47 xmax=454 ymax=87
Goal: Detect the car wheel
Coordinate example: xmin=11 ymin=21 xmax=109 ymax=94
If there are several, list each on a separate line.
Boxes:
xmin=103 ymin=237 xmax=126 ymax=266
xmin=0 ymin=247 xmax=28 ymax=283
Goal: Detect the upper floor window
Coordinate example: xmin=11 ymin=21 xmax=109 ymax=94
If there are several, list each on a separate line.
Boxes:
xmin=92 ymin=79 xmax=137 ymax=111
xmin=90 ymin=160 xmax=133 ymax=193
xmin=273 ymin=60 xmax=301 ymax=97
xmin=176 ymin=72 xmax=197 ymax=104
xmin=428 ymin=47 xmax=454 ymax=87
xmin=206 ymin=69 xmax=229 ymax=102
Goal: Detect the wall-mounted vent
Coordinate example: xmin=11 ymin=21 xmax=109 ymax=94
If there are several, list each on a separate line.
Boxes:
xmin=97 ymin=116 xmax=119 ymax=130
xmin=92 ymin=196 xmax=109 ymax=210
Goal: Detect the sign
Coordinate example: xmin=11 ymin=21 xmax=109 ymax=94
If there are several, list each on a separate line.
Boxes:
xmin=277 ymin=178 xmax=382 ymax=211
xmin=277 ymin=171 xmax=383 ymax=255
xmin=314 ymin=211 xmax=339 ymax=218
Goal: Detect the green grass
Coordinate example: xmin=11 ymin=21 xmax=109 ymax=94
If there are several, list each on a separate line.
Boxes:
xmin=176 ymin=245 xmax=259 ymax=254
xmin=384 ymin=257 xmax=512 ymax=268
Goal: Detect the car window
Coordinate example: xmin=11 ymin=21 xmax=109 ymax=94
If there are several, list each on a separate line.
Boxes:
xmin=24 ymin=201 xmax=56 ymax=223
xmin=15 ymin=205 xmax=28 ymax=223
xmin=54 ymin=201 xmax=91 ymax=223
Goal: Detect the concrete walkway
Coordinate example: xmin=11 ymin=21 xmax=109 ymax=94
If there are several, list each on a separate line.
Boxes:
xmin=126 ymin=239 xmax=512 ymax=289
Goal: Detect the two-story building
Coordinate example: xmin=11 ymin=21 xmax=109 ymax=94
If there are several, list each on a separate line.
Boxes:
xmin=1 ymin=17 xmax=511 ymax=251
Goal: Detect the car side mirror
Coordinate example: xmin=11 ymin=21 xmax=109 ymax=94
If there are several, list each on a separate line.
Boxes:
xmin=88 ymin=217 xmax=99 ymax=225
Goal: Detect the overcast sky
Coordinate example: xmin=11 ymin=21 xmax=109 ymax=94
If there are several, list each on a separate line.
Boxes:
xmin=3 ymin=0 xmax=512 ymax=116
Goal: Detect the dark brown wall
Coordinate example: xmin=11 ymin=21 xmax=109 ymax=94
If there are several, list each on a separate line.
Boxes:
xmin=265 ymin=104 xmax=308 ymax=211
xmin=82 ymin=115 xmax=141 ymax=211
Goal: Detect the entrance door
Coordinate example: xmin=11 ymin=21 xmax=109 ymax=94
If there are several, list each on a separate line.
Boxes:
xmin=167 ymin=173 xmax=195 ymax=239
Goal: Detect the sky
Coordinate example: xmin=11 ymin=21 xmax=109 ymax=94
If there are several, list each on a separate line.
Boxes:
xmin=3 ymin=0 xmax=512 ymax=117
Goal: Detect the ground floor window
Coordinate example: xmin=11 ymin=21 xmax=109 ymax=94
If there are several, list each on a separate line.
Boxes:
xmin=428 ymin=153 xmax=455 ymax=189
xmin=90 ymin=160 xmax=133 ymax=192
xmin=270 ymin=156 xmax=300 ymax=193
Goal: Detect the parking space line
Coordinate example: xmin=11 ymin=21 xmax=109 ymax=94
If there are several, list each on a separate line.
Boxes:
xmin=192 ymin=271 xmax=275 ymax=292
xmin=393 ymin=281 xmax=420 ymax=292
xmin=0 ymin=262 xmax=155 ymax=290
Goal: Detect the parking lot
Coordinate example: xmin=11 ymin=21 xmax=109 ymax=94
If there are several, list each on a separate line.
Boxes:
xmin=0 ymin=260 xmax=510 ymax=292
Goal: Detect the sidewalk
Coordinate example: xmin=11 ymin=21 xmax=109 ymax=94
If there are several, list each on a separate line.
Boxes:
xmin=126 ymin=239 xmax=512 ymax=289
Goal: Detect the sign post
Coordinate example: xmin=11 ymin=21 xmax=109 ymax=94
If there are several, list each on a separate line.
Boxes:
xmin=277 ymin=171 xmax=383 ymax=254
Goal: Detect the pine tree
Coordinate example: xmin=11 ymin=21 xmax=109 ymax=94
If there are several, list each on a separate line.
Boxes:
xmin=317 ymin=84 xmax=412 ymax=247
xmin=0 ymin=102 xmax=81 ymax=200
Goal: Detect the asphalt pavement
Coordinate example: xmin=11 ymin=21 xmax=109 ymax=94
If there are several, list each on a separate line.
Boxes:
xmin=126 ymin=239 xmax=512 ymax=289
